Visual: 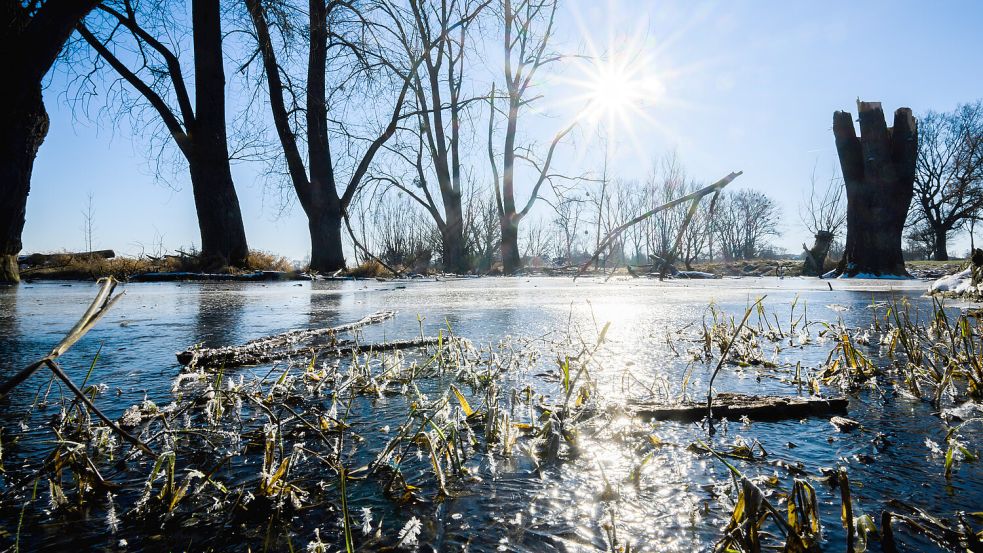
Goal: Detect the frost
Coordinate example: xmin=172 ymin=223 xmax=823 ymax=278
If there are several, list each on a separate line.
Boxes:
xmin=396 ymin=516 xmax=422 ymax=547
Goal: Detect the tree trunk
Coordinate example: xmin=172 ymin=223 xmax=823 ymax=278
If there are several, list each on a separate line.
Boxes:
xmin=307 ymin=209 xmax=345 ymax=273
xmin=190 ymin=0 xmax=248 ymax=270
xmin=501 ymin=218 xmax=521 ymax=274
xmin=932 ymin=227 xmax=949 ymax=261
xmin=803 ymin=230 xmax=834 ymax=276
xmin=834 ymin=101 xmax=918 ymax=277
xmin=187 ymin=153 xmax=249 ymax=270
xmin=0 ymin=87 xmax=48 ymax=284
xmin=441 ymin=198 xmax=468 ymax=273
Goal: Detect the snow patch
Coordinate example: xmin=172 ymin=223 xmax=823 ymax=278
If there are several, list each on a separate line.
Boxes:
xmin=930 ymin=267 xmax=976 ymax=295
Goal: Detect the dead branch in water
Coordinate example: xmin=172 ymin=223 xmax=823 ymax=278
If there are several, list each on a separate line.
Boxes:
xmin=0 ymin=278 xmax=155 ymax=457
xmin=576 ymin=171 xmax=742 ymax=280
xmin=629 ymin=393 xmax=848 ymax=423
xmin=176 ymin=310 xmax=402 ymax=368
xmin=0 ymin=277 xmax=124 ymax=397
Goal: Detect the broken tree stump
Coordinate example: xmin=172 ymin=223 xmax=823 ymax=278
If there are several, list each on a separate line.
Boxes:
xmin=627 ymin=393 xmax=848 ymax=423
xmin=833 ymin=101 xmax=918 ymax=277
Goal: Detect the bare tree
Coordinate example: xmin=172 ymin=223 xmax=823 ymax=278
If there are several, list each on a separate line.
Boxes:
xmin=904 ymin=222 xmax=936 ymax=261
xmin=77 ymin=0 xmax=249 ymax=269
xmin=1 ymin=0 xmax=102 ymax=283
xmin=374 ymin=0 xmax=489 ymax=273
xmin=246 ymin=0 xmax=398 ymax=272
xmin=246 ymin=0 xmax=482 ymax=272
xmin=713 ymin=189 xmax=780 ymax=260
xmin=911 ymin=101 xmax=983 ymax=261
xmin=467 ymin=188 xmax=500 ymax=271
xmin=488 ymin=0 xmax=577 ymax=274
xmin=677 ymin=185 xmax=715 ymax=269
xmin=645 ymin=153 xmax=689 ymax=263
xmin=371 ymin=193 xmax=437 ymax=270
xmin=81 ymin=191 xmax=96 ymax=251
xmin=520 ymin=218 xmax=552 ymax=263
xmin=800 ymin=165 xmax=846 ymax=275
xmin=551 ymin=194 xmax=586 ymax=263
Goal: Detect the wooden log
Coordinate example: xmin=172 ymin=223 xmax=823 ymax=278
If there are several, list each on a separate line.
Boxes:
xmin=177 ymin=310 xmax=399 ymax=368
xmin=627 ymin=393 xmax=848 ymax=423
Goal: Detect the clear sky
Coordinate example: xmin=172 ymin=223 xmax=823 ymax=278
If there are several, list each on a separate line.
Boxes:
xmin=26 ymin=0 xmax=983 ymax=261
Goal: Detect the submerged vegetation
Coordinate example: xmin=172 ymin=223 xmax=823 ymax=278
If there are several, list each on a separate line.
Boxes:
xmin=1 ymin=282 xmax=982 ymax=551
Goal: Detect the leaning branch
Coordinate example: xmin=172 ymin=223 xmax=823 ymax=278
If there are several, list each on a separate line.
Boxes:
xmin=0 ymin=278 xmax=154 ymax=457
xmin=575 ymin=171 xmax=743 ymax=279
xmin=0 ymin=278 xmax=123 ymax=397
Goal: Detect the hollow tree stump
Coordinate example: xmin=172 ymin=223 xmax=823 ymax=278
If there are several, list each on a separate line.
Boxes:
xmin=833 ymin=101 xmax=918 ymax=277
xmin=802 ymin=231 xmax=834 ymax=276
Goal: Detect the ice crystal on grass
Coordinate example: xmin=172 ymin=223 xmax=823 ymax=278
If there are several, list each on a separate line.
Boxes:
xmin=396 ymin=516 xmax=422 ymax=547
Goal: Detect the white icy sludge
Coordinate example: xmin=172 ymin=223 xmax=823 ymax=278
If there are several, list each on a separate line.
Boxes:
xmin=930 ymin=267 xmax=976 ymax=295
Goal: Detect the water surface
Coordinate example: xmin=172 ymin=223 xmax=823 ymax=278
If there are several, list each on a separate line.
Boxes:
xmin=1 ymin=276 xmax=978 ymax=552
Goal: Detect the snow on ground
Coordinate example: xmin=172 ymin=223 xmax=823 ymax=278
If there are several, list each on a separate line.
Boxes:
xmin=930 ymin=267 xmax=976 ymax=295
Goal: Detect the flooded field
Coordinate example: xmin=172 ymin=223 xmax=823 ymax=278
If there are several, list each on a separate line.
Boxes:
xmin=1 ymin=276 xmax=980 ymax=552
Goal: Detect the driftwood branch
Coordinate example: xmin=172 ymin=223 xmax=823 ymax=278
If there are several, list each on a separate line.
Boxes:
xmin=0 ymin=278 xmax=155 ymax=457
xmin=0 ymin=277 xmax=124 ymax=397
xmin=575 ymin=171 xmax=742 ymax=279
xmin=177 ymin=311 xmax=401 ymax=368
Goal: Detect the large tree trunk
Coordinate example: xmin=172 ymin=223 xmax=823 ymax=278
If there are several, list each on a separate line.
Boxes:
xmin=834 ymin=101 xmax=918 ymax=277
xmin=307 ymin=209 xmax=345 ymax=273
xmin=190 ymin=0 xmax=248 ymax=270
xmin=187 ymin=152 xmax=249 ymax=270
xmin=0 ymin=88 xmax=48 ymax=284
xmin=933 ymin=227 xmax=949 ymax=261
xmin=501 ymin=218 xmax=521 ymax=274
xmin=1 ymin=1 xmax=101 ymax=284
xmin=442 ymin=198 xmax=468 ymax=273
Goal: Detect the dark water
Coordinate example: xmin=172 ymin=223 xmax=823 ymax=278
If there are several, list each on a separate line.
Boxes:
xmin=1 ymin=277 xmax=980 ymax=552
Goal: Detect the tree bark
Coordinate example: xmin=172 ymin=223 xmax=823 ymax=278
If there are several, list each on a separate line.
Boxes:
xmin=190 ymin=0 xmax=248 ymax=269
xmin=187 ymin=151 xmax=249 ymax=270
xmin=834 ymin=101 xmax=918 ymax=277
xmin=441 ymin=196 xmax=468 ymax=273
xmin=932 ymin=227 xmax=949 ymax=261
xmin=500 ymin=217 xmax=521 ymax=274
xmin=307 ymin=209 xmax=345 ymax=273
xmin=0 ymin=1 xmax=102 ymax=283
xmin=0 ymin=88 xmax=47 ymax=284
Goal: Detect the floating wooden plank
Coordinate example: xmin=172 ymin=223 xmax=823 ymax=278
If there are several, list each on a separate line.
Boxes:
xmin=628 ymin=393 xmax=848 ymax=423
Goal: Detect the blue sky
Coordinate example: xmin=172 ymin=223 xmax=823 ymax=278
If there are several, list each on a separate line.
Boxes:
xmin=26 ymin=0 xmax=983 ymax=261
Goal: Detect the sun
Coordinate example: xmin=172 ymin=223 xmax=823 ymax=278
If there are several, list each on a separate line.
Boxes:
xmin=587 ymin=62 xmax=638 ymax=119
xmin=564 ymin=46 xmax=666 ymax=142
